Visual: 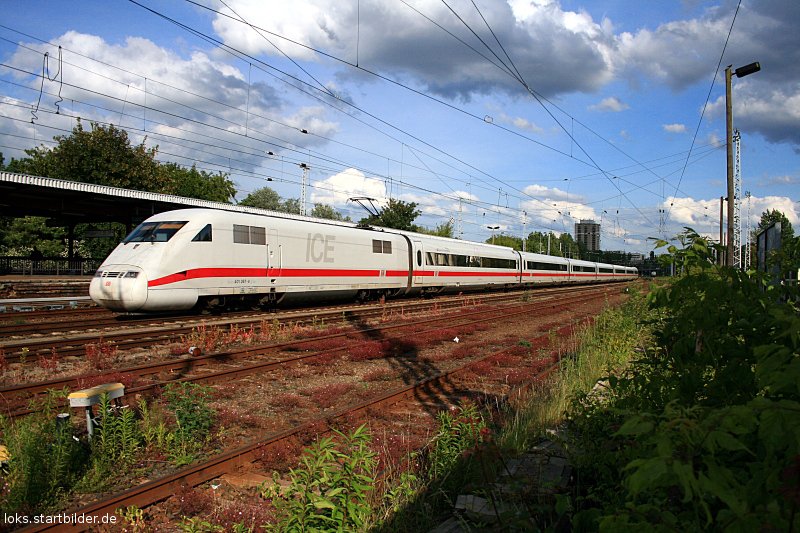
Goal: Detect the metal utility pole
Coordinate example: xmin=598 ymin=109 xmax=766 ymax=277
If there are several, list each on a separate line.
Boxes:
xmin=457 ymin=198 xmax=463 ymax=239
xmin=719 ymin=196 xmax=725 ymax=265
xmin=488 ymin=225 xmax=499 ymax=245
xmin=744 ymin=191 xmax=752 ymax=271
xmin=725 ymin=61 xmax=760 ymax=267
xmin=733 ymin=130 xmax=742 ymax=269
xmin=299 ymin=163 xmax=310 ymax=216
xmin=522 ymin=211 xmax=527 ymax=252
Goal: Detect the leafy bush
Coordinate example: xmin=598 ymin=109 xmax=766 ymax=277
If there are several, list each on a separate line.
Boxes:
xmin=163 ymin=382 xmax=215 ymax=441
xmin=568 ymin=229 xmax=800 ymax=531
xmin=0 ymin=392 xmax=87 ymax=514
xmin=260 ymin=424 xmax=377 ymax=531
xmin=163 ymin=382 xmax=216 ymax=465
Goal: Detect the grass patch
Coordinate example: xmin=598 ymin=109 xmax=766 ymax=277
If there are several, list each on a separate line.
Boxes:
xmin=499 ymin=290 xmax=651 ymax=452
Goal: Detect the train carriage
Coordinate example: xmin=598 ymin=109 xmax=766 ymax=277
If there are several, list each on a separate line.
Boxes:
xmin=568 ymin=258 xmax=600 ymax=283
xmin=402 ymin=235 xmax=521 ymax=295
xmin=520 ymin=252 xmax=570 ymax=286
xmin=90 ymin=208 xmax=637 ymax=313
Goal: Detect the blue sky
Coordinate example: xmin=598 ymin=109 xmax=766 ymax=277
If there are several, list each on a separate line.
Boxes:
xmin=1 ymin=0 xmax=798 ymax=253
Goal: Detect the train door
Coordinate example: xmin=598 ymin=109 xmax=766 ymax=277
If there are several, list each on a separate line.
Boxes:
xmin=413 ymin=240 xmax=425 ymax=285
xmin=267 ymin=229 xmax=282 ymax=277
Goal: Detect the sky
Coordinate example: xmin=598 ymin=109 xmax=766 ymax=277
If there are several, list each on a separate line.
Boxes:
xmin=0 ymin=0 xmax=798 ymax=254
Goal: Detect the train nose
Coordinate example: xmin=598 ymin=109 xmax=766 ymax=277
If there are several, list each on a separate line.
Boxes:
xmin=89 ymin=266 xmax=148 ymax=312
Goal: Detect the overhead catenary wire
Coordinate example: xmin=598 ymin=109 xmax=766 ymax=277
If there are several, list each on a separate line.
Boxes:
xmin=0 ymin=7 xmax=722 ymax=247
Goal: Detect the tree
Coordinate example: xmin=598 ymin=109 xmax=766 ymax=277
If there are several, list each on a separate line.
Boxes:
xmin=282 ymin=198 xmax=302 ymax=215
xmin=1 ymin=127 xmax=241 ymax=259
xmin=238 ymin=186 xmax=283 ymax=210
xmin=419 ymin=220 xmax=454 ymax=238
xmin=556 ymin=233 xmax=581 ymax=258
xmin=160 ymin=163 xmax=236 ymax=203
xmin=489 ymin=234 xmax=522 ymax=249
xmin=311 ymin=204 xmax=350 ymax=222
xmin=359 ymin=199 xmax=421 ymax=231
xmin=755 ymin=209 xmax=794 ymax=242
xmin=238 ymin=186 xmax=303 ymax=214
xmin=755 ymin=209 xmax=799 ymax=281
xmin=0 ymin=217 xmax=65 ymax=256
xmin=14 ymin=119 xmax=167 ymax=192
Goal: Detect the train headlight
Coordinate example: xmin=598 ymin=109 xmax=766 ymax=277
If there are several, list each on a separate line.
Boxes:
xmin=123 ymin=271 xmax=139 ymax=278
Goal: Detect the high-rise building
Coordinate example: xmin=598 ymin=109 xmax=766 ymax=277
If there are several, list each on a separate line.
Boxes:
xmin=575 ymin=219 xmax=601 ymax=251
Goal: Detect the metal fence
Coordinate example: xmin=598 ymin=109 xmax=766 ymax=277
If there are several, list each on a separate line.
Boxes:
xmin=0 ymin=257 xmax=100 ymax=276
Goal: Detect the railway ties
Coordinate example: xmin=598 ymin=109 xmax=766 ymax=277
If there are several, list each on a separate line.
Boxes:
xmin=9 ymin=282 xmax=632 ymax=528
xmin=0 ymin=285 xmax=619 ymax=418
xmin=20 ymin=285 xmax=622 ymax=532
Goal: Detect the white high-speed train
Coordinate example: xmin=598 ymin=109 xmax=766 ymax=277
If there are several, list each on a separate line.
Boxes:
xmin=89 ymin=208 xmax=637 ymax=313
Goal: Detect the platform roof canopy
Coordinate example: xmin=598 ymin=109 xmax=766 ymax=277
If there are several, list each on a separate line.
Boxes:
xmin=0 ymin=171 xmax=313 ymax=229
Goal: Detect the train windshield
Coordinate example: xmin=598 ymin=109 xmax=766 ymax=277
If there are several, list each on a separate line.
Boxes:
xmin=124 ymin=221 xmax=187 ymax=243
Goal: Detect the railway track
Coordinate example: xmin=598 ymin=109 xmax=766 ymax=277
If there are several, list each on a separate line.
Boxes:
xmin=0 ymin=284 xmax=603 ymax=363
xmin=21 ymin=284 xmax=608 ymax=532
xmin=1 ymin=285 xmax=616 ymax=418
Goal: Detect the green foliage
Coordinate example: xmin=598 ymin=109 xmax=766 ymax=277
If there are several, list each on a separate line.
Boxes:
xmin=163 ymin=382 xmax=215 ymax=440
xmin=162 ymin=382 xmax=215 ymax=465
xmin=178 ymin=516 xmax=223 ymax=532
xmin=74 ymin=222 xmax=127 ymax=261
xmin=238 ymin=186 xmax=300 ymax=214
xmin=119 ymin=505 xmax=148 ymax=532
xmin=0 ymin=216 xmax=66 ymax=256
xmin=79 ymin=394 xmax=143 ymax=491
xmin=359 ymin=198 xmax=421 ymax=231
xmin=160 ymin=163 xmax=236 ymax=203
xmin=428 ymin=402 xmax=488 ymax=488
xmin=16 ymin=120 xmax=167 ymax=191
xmin=418 ymin=220 xmax=454 ymax=238
xmin=138 ymin=398 xmax=171 ymax=451
xmin=0 ymin=391 xmax=87 ymax=514
xmin=92 ymin=394 xmax=142 ymax=466
xmin=491 ymin=234 xmax=522 ymax=249
xmin=375 ymin=402 xmax=494 ymax=531
xmin=523 ymin=231 xmax=583 ymax=258
xmin=310 ymin=203 xmax=350 ymax=221
xmin=754 ymin=209 xmax=800 ymax=282
xmin=0 ymin=122 xmax=237 ymax=258
xmin=260 ymin=424 xmax=377 ymax=532
xmin=756 ymin=209 xmax=794 ymax=241
xmin=525 ymin=231 xmax=556 ymax=255
xmin=567 ymin=228 xmax=800 ymax=531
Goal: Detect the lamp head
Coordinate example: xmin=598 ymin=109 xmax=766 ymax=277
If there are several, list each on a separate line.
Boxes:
xmin=734 ymin=62 xmax=760 ymax=78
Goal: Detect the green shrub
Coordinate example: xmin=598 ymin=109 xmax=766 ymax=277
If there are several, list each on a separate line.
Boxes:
xmin=568 ymin=229 xmax=800 ymax=531
xmin=260 ymin=424 xmax=377 ymax=532
xmin=0 ymin=392 xmax=87 ymax=514
xmin=163 ymin=382 xmax=215 ymax=441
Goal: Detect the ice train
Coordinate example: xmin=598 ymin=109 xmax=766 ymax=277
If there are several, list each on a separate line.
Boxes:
xmin=89 ymin=208 xmax=637 ymax=313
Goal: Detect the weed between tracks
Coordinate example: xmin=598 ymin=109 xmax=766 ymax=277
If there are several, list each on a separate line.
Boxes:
xmin=0 ymin=382 xmax=217 ymax=517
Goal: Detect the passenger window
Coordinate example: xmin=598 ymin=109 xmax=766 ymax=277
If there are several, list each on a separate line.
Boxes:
xmin=233 ymin=224 xmax=250 ymax=244
xmin=250 ymin=226 xmax=266 ymax=245
xmin=192 ymin=224 xmax=213 ymax=242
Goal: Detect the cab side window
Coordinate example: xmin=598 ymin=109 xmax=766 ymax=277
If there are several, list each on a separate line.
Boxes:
xmin=192 ymin=224 xmax=213 ymax=242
